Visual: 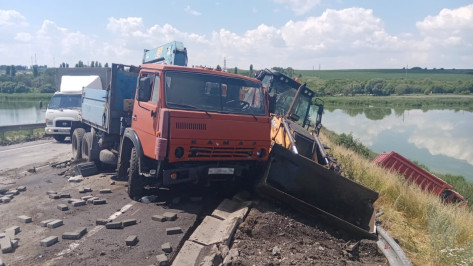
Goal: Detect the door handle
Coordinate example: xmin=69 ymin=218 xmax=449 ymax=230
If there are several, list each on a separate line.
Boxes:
xmin=132 ymin=115 xmax=137 ymax=120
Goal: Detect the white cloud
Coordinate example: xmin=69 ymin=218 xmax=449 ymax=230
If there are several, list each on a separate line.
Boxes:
xmin=0 ymin=9 xmax=28 ymax=27
xmin=184 ymin=5 xmax=202 ymax=16
xmin=274 ymin=0 xmax=321 ymax=15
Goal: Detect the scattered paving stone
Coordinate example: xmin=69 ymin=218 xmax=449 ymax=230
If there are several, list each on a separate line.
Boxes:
xmin=11 ymin=239 xmax=19 ymax=249
xmin=62 ymin=227 xmax=87 ymax=240
xmin=7 ymin=189 xmax=19 ymax=195
xmin=105 ymin=222 xmax=123 ymax=229
xmin=17 ymin=186 xmax=26 ymax=192
xmin=46 ymin=191 xmax=57 ymax=195
xmin=110 ymin=181 xmax=116 ymax=185
xmin=152 ymin=215 xmax=166 ymax=222
xmin=87 ymin=197 xmax=99 ymax=204
xmin=72 ymin=200 xmax=86 ymax=207
xmin=122 ymin=219 xmax=137 ymax=227
xmin=84 ymin=188 xmax=92 ymax=192
xmin=125 ymin=235 xmax=138 ymax=246
xmin=96 ymin=219 xmax=110 ymax=225
xmin=40 ymin=236 xmax=58 ymax=247
xmin=47 ymin=220 xmax=63 ymax=229
xmin=0 ymin=236 xmax=13 ymax=253
xmin=18 ymin=215 xmax=32 ymax=223
xmin=0 ymin=197 xmax=10 ymax=203
xmin=99 ymin=189 xmax=112 ymax=194
xmin=68 ymin=175 xmax=84 ymax=183
xmin=161 ymin=242 xmax=172 ymax=253
xmin=5 ymin=227 xmax=19 ymax=238
xmin=40 ymin=219 xmax=55 ymax=227
xmin=156 ymin=254 xmax=169 ymax=266
xmin=163 ymin=212 xmax=177 ymax=221
xmin=92 ymin=199 xmax=107 ymax=205
xmin=81 ymin=195 xmax=94 ymax=201
xmin=57 ymin=204 xmax=69 ymax=211
xmin=67 ymin=198 xmax=81 ymax=203
xmin=166 ymin=227 xmax=182 ymax=235
xmin=78 ymin=188 xmax=87 ymax=194
xmin=49 ymin=193 xmax=60 ymax=199
xmin=59 ymin=193 xmax=71 ymax=198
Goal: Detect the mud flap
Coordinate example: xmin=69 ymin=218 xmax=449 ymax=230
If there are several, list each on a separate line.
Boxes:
xmin=257 ymin=144 xmax=379 ymax=240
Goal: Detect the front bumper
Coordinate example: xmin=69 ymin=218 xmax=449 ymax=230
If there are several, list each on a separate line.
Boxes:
xmin=162 ymin=163 xmax=249 ymax=186
xmin=45 ymin=126 xmax=71 ymax=136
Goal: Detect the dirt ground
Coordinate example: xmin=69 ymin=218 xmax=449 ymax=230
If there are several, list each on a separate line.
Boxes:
xmin=231 ymin=200 xmax=387 ymax=265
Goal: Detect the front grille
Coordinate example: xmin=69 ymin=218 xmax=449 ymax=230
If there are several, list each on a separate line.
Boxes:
xmin=56 ymin=120 xmax=71 ymax=127
xmin=175 ymin=122 xmax=206 ymax=130
xmin=188 ymin=146 xmax=253 ymax=158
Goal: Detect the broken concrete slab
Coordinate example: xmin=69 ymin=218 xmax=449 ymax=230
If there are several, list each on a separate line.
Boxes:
xmin=46 ymin=220 xmax=63 ymax=229
xmin=152 ymin=215 xmax=166 ymax=222
xmin=211 ymin=198 xmax=250 ymax=221
xmin=161 ymin=242 xmax=172 ymax=253
xmin=18 ymin=215 xmax=32 ymax=223
xmin=166 ymin=227 xmax=182 ymax=235
xmin=189 ymin=216 xmax=240 ymax=246
xmin=125 ymin=235 xmax=138 ymax=246
xmin=40 ymin=236 xmax=58 ymax=247
xmin=17 ymin=186 xmax=26 ymax=192
xmin=163 ymin=212 xmax=177 ymax=221
xmin=57 ymin=204 xmax=69 ymax=211
xmin=74 ymin=162 xmax=98 ymax=177
xmin=172 ymin=241 xmax=206 ymax=266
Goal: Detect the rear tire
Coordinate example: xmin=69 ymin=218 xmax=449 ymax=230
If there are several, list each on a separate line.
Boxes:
xmin=72 ymin=128 xmax=86 ymax=161
xmin=53 ymin=135 xmax=66 ymax=142
xmin=81 ymin=132 xmax=100 ymax=163
xmin=127 ymin=147 xmax=144 ymax=199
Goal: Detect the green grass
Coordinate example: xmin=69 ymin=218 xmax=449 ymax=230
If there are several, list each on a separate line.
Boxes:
xmin=0 ymin=93 xmax=53 ymax=101
xmin=0 ymin=128 xmax=45 ymax=145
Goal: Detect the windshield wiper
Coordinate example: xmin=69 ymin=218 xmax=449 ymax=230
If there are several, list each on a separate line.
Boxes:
xmin=167 ymin=102 xmax=197 ymax=109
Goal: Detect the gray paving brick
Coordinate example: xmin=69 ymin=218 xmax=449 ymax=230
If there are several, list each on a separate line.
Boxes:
xmin=59 ymin=193 xmax=71 ymax=198
xmin=68 ymin=198 xmax=81 ymax=203
xmin=166 ymin=227 xmax=182 ymax=235
xmin=11 ymin=239 xmax=18 ymax=249
xmin=75 ymin=227 xmax=87 ymax=237
xmin=72 ymin=200 xmax=86 ymax=207
xmin=163 ymin=212 xmax=177 ymax=221
xmin=0 ymin=236 xmax=13 ymax=253
xmin=99 ymin=189 xmax=112 ymax=194
xmin=81 ymin=195 xmax=93 ymax=201
xmin=49 ymin=194 xmax=60 ymax=199
xmin=161 ymin=242 xmax=172 ymax=253
xmin=105 ymin=222 xmax=123 ymax=229
xmin=87 ymin=197 xmax=99 ymax=204
xmin=122 ymin=219 xmax=137 ymax=227
xmin=96 ymin=219 xmax=110 ymax=225
xmin=78 ymin=188 xmax=87 ymax=194
xmin=0 ymin=197 xmax=10 ymax=203
xmin=57 ymin=204 xmax=69 ymax=211
xmin=40 ymin=236 xmax=58 ymax=247
xmin=46 ymin=191 xmax=57 ymax=195
xmin=84 ymin=187 xmax=92 ymax=192
xmin=47 ymin=219 xmax=63 ymax=229
xmin=17 ymin=186 xmax=26 ymax=192
xmin=92 ymin=199 xmax=107 ymax=205
xmin=5 ymin=226 xmax=20 ymax=235
xmin=7 ymin=189 xmax=19 ymax=195
xmin=152 ymin=215 xmax=166 ymax=222
xmin=125 ymin=235 xmax=138 ymax=246
xmin=40 ymin=219 xmax=55 ymax=227
xmin=156 ymin=254 xmax=169 ymax=266
xmin=62 ymin=231 xmax=81 ymax=240
xmin=18 ymin=215 xmax=32 ymax=223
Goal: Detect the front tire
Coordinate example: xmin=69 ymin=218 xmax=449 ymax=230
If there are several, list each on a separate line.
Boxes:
xmin=72 ymin=128 xmax=86 ymax=161
xmin=53 ymin=135 xmax=66 ymax=142
xmin=128 ymin=147 xmax=144 ymax=199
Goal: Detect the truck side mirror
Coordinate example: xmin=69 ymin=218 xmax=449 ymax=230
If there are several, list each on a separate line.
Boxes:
xmin=137 ymin=76 xmax=151 ymax=101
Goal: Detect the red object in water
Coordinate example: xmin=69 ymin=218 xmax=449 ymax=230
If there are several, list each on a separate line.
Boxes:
xmin=373 ymin=151 xmax=466 ymax=204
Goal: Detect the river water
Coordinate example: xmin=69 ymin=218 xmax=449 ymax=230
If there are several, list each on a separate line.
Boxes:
xmin=319 ymin=107 xmax=473 ymax=182
xmin=0 ymin=100 xmax=46 ymax=126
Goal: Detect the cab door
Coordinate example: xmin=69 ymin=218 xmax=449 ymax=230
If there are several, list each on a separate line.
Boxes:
xmin=132 ymin=72 xmax=161 ymax=159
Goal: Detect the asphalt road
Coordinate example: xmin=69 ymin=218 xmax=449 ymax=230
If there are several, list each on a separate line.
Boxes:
xmin=0 ymin=140 xmax=219 ymax=266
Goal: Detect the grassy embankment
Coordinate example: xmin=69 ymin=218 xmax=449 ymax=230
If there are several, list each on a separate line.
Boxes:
xmin=320 ymin=129 xmax=473 ymax=265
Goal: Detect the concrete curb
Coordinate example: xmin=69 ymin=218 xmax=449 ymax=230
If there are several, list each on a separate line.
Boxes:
xmin=172 ymin=197 xmax=250 ymax=266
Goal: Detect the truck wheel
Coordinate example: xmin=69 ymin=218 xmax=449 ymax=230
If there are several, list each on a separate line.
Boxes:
xmin=72 ymin=128 xmax=86 ymax=161
xmin=128 ymin=147 xmax=144 ymax=199
xmin=53 ymin=135 xmax=66 ymax=142
xmin=81 ymin=132 xmax=100 ymax=162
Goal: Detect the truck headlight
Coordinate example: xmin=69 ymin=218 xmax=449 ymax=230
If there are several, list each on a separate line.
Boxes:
xmin=175 ymin=147 xmax=184 ymax=158
xmin=257 ymin=148 xmax=266 ymax=158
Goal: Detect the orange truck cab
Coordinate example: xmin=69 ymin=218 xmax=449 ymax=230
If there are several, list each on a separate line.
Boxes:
xmin=76 ymin=62 xmax=270 ymax=198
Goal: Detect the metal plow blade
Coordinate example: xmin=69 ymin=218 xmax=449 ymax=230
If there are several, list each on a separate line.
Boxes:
xmin=257 ymin=144 xmax=379 ymax=240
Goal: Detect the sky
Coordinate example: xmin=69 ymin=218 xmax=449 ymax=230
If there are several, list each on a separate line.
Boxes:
xmin=1 ymin=0 xmax=472 ymax=70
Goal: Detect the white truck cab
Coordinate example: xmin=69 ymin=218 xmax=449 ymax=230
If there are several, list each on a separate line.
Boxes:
xmin=45 ymin=75 xmax=102 ymax=141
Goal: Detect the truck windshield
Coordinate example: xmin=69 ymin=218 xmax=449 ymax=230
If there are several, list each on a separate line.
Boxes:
xmin=165 ymin=71 xmax=266 ymax=116
xmin=48 ymin=94 xmax=82 ymax=110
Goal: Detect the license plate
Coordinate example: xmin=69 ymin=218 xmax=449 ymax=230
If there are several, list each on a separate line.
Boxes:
xmin=208 ymin=167 xmax=234 ymax=175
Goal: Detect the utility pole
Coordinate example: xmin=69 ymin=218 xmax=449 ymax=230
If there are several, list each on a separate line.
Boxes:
xmin=223 ymin=57 xmax=227 ymax=72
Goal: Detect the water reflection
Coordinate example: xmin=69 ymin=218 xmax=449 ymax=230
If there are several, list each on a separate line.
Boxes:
xmin=0 ymin=101 xmax=46 ymax=126
xmin=317 ymin=107 xmax=473 ymax=182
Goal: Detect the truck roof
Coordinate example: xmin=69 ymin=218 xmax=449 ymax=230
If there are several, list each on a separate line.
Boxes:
xmin=139 ymin=63 xmax=261 ymax=83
